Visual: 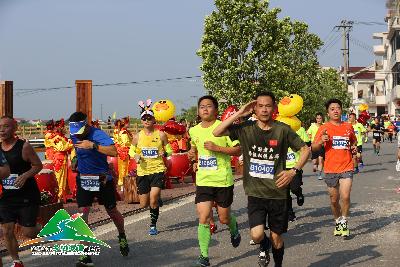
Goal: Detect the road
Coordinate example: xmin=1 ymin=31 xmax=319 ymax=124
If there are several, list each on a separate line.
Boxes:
xmin=8 ymin=141 xmax=400 ymax=266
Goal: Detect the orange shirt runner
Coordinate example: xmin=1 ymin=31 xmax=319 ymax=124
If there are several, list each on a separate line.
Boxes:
xmin=314 ymin=122 xmax=356 ymax=174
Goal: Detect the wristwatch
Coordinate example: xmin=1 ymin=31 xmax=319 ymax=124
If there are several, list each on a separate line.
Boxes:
xmin=291 ymin=167 xmax=301 ymax=175
xmin=92 ymin=143 xmax=99 ymax=151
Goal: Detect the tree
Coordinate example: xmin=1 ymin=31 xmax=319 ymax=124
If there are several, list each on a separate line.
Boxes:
xmin=177 ymin=106 xmax=198 ymax=124
xmin=197 ymin=0 xmax=350 ymax=123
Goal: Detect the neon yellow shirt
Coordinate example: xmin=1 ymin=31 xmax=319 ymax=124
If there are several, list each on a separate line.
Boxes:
xmin=307 ymin=123 xmax=320 ymax=142
xmin=352 ymin=122 xmax=366 ymax=146
xmin=286 ymin=127 xmax=309 ymax=169
xmin=135 ymin=130 xmax=166 ymax=176
xmin=189 ymin=120 xmax=237 ymax=187
xmin=384 ymin=121 xmax=391 ymax=129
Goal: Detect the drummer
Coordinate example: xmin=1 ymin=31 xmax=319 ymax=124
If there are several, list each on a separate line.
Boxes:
xmin=0 ymin=116 xmax=42 ymax=267
xmin=128 ymin=99 xmax=172 ymax=236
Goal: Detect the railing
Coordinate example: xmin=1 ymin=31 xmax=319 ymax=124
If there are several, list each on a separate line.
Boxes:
xmin=16 ymin=124 xmax=144 ymax=139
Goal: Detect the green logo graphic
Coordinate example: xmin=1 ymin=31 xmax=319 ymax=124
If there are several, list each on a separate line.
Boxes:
xmin=20 ymin=209 xmax=110 ymax=248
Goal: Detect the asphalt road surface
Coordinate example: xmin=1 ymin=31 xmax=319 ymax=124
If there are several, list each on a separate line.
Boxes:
xmin=8 ymin=141 xmax=400 ymax=267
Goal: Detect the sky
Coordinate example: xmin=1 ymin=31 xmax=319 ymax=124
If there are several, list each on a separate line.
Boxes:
xmin=0 ymin=0 xmax=387 ymax=120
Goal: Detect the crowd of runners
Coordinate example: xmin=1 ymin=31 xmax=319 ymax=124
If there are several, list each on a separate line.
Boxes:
xmin=0 ymin=91 xmax=398 ymax=267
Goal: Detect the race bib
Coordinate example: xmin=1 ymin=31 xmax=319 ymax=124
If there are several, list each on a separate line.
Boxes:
xmin=332 ymin=136 xmax=349 ymax=150
xmin=373 ymin=132 xmax=380 ymax=137
xmin=142 ymin=147 xmax=159 ymax=158
xmin=198 ymin=155 xmax=218 ymax=170
xmin=80 ymin=175 xmax=100 ymax=192
xmin=249 ymin=158 xmax=275 ymax=179
xmin=3 ymin=174 xmax=18 ymax=190
xmin=286 ymin=152 xmax=296 ymax=162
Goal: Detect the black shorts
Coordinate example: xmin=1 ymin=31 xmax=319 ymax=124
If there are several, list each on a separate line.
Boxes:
xmin=0 ymin=204 xmax=39 ymax=227
xmin=357 ymin=145 xmax=363 ymax=153
xmin=195 ymin=186 xmax=234 ymax=208
xmin=137 ymin=172 xmax=165 ymax=195
xmin=248 ymin=196 xmax=288 ymax=235
xmin=372 ymin=136 xmax=381 ymax=143
xmin=76 ymin=177 xmax=116 ymax=210
xmin=311 ymin=147 xmax=325 ymax=160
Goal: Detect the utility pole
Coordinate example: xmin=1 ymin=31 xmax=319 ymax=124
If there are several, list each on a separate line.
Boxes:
xmin=335 ymin=20 xmax=353 ymax=86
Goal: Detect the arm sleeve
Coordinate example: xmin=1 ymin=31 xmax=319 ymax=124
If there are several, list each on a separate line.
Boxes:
xmin=189 ymin=128 xmax=196 ymax=147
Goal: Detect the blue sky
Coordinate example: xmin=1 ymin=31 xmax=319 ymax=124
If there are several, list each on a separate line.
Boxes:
xmin=0 ymin=0 xmax=386 ymax=120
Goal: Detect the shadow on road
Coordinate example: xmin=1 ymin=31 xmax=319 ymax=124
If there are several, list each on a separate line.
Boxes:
xmin=309 ymin=245 xmax=382 ymax=267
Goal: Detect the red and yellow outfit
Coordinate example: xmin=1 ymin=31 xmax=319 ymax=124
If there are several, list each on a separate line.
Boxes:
xmin=44 ymin=130 xmax=56 ymax=160
xmin=51 ymin=132 xmax=74 ymax=199
xmin=115 ymin=127 xmax=132 ymax=186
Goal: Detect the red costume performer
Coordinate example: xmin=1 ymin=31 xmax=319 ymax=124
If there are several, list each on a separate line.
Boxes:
xmin=51 ymin=119 xmax=74 ymax=201
xmin=115 ymin=117 xmax=132 ymax=187
xmin=44 ymin=120 xmax=56 ymax=160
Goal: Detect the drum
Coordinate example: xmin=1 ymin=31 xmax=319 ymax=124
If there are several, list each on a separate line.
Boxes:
xmin=166 ymin=153 xmax=192 ymax=184
xmin=42 ymin=160 xmax=54 ymax=170
xmin=128 ymin=158 xmax=137 ymax=172
xmin=107 ymin=156 xmax=119 ymax=174
xmin=35 ymin=169 xmax=58 ymax=204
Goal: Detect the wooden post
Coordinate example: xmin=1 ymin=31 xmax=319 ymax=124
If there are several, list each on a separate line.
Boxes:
xmin=0 ymin=81 xmax=13 ymax=117
xmin=75 ymin=80 xmax=92 ymax=123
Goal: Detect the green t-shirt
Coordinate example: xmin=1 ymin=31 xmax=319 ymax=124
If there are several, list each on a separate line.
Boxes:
xmin=189 ymin=120 xmax=237 ymax=187
xmin=384 ymin=121 xmax=391 ymax=129
xmin=229 ymin=120 xmax=305 ymax=199
xmin=286 ymin=127 xmax=310 ymax=169
xmin=352 ymin=122 xmax=366 ymax=146
xmin=307 ymin=123 xmax=320 ymax=142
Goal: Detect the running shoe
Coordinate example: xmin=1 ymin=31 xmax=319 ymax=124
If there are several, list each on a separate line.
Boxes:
xmin=359 ymin=162 xmax=364 ymax=168
xmin=118 ymin=234 xmax=129 ymax=256
xmin=230 ymin=223 xmax=241 ymax=248
xmin=250 ymin=239 xmax=257 ymax=245
xmin=196 ymin=255 xmax=210 ymax=267
xmin=76 ymin=255 xmax=94 ymax=267
xmin=341 ymin=220 xmax=350 ymax=237
xmin=210 ymin=223 xmax=217 ymax=234
xmin=334 ymin=222 xmax=342 ymax=236
xmin=318 ymin=175 xmax=323 ymax=180
xmin=297 ymin=193 xmax=304 ymax=206
xmin=11 ymin=261 xmax=25 ymax=267
xmin=353 ymin=168 xmax=359 ymax=174
xmin=258 ymin=250 xmax=270 ymax=267
xmin=148 ymin=226 xmax=158 ymax=236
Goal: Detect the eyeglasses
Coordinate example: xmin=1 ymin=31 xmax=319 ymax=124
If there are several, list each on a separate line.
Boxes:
xmin=141 ymin=117 xmax=153 ymax=122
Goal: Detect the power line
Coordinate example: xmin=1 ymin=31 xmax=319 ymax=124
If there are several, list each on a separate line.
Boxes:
xmin=349 ymin=37 xmax=374 ymax=54
xmin=353 ymin=21 xmax=387 ymax=26
xmin=14 ymin=75 xmax=203 ymax=97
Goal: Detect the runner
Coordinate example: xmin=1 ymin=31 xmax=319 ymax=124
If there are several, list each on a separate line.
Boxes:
xmin=286 ymin=125 xmax=310 ymax=222
xmin=69 ymin=112 xmax=129 ymax=267
xmin=369 ymin=117 xmax=384 ymax=155
xmin=312 ymin=99 xmax=357 ymax=238
xmin=188 ymin=95 xmax=242 ymax=267
xmin=128 ymin=99 xmax=171 ymax=236
xmin=387 ymin=122 xmax=396 ymax=143
xmin=307 ymin=113 xmax=325 ymax=180
xmin=213 ymin=91 xmax=309 ymax=267
xmin=0 ymin=116 xmax=41 ymax=267
xmin=348 ymin=113 xmax=366 ymax=173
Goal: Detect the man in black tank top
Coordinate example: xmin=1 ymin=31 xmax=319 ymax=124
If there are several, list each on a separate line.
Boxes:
xmin=0 ymin=116 xmax=43 ymax=267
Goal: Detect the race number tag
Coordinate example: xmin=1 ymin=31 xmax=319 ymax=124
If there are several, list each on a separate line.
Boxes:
xmin=80 ymin=176 xmax=100 ymax=191
xmin=142 ymin=147 xmax=159 ymax=158
xmin=373 ymin=132 xmax=380 ymax=137
xmin=249 ymin=158 xmax=275 ymax=179
xmin=286 ymin=152 xmax=296 ymax=162
xmin=3 ymin=174 xmax=18 ymax=190
xmin=332 ymin=136 xmax=349 ymax=150
xmin=199 ymin=155 xmax=218 ymax=170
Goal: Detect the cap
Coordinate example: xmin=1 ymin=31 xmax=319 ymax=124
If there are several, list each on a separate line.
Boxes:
xmin=69 ymin=120 xmax=87 ymax=135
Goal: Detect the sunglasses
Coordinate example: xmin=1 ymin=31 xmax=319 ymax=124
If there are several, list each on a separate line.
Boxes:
xmin=141 ymin=116 xmax=153 ymax=122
